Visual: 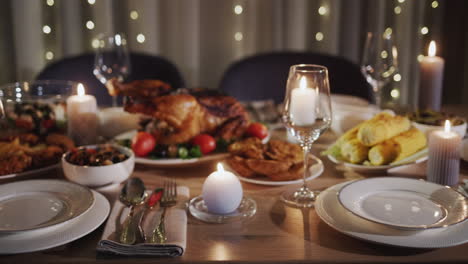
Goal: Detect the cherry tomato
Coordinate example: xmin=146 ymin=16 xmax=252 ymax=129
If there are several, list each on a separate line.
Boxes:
xmin=246 ymin=122 xmax=268 ymax=140
xmin=131 ymin=132 xmax=156 ymax=157
xmin=15 ymin=119 xmax=33 ymax=130
xmin=191 ymin=134 xmax=216 ymax=155
xmin=41 ymin=119 xmax=55 ymax=130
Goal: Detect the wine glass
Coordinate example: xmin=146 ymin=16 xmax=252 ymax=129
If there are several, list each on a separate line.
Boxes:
xmin=361 ymin=32 xmax=398 ymax=108
xmin=281 ymin=64 xmax=332 ymax=208
xmin=93 ymin=33 xmax=131 ymax=107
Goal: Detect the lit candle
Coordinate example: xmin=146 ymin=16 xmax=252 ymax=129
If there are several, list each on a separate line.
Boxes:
xmin=290 ymin=77 xmax=317 ymax=125
xmin=202 ymin=163 xmax=243 ymax=214
xmin=66 ymin=83 xmax=98 ymax=146
xmin=427 ymin=120 xmax=461 ymax=186
xmin=419 ymin=41 xmax=445 ymax=111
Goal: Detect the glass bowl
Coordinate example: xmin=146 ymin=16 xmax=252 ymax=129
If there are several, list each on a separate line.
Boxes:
xmin=0 ymin=80 xmax=78 ymax=136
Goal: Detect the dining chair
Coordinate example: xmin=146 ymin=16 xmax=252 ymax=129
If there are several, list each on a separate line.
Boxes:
xmin=219 ymin=51 xmax=373 ymax=104
xmin=36 ymin=52 xmax=185 ymax=106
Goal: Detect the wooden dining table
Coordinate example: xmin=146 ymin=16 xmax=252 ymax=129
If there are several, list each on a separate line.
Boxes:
xmin=2 ymin=108 xmax=468 ymax=264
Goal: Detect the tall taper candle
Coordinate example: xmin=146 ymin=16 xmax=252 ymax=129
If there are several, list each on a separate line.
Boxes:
xmin=427 ymin=120 xmax=461 ymax=186
xmin=419 ymin=41 xmax=445 ymax=111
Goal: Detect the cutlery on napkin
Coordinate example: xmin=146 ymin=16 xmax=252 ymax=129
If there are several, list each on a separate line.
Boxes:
xmin=97 ymin=186 xmax=189 ymax=257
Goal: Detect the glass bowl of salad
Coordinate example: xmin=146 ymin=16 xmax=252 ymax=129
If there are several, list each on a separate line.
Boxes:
xmin=0 ymin=80 xmax=77 ymax=137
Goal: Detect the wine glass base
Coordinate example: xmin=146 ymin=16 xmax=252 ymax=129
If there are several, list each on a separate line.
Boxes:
xmin=280 ymin=186 xmax=320 ymax=208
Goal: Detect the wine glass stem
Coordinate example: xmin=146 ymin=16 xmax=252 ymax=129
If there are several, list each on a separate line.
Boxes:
xmin=112 ymin=96 xmax=118 ymax=107
xmin=302 ymin=145 xmax=311 ymax=189
xmin=371 ymin=81 xmax=383 ymax=109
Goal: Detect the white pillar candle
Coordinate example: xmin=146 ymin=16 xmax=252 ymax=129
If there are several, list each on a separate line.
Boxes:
xmin=290 ymin=77 xmax=317 ymax=125
xmin=419 ymin=41 xmax=445 ymax=111
xmin=202 ymin=163 xmax=243 ymax=214
xmin=427 ymin=120 xmax=461 ymax=186
xmin=66 ymin=83 xmax=98 ymax=146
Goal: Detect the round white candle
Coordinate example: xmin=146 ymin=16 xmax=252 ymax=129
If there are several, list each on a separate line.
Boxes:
xmin=290 ymin=77 xmax=317 ymax=125
xmin=202 ymin=163 xmax=243 ymax=214
xmin=419 ymin=41 xmax=445 ymax=111
xmin=66 ymin=83 xmax=98 ymax=146
xmin=427 ymin=120 xmax=461 ymax=186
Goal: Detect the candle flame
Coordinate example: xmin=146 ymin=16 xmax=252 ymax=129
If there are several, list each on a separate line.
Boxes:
xmin=444 ymin=120 xmax=451 ymax=133
xmin=77 ymin=83 xmax=86 ymax=96
xmin=299 ymin=76 xmax=307 ymax=90
xmin=428 ymin=41 xmax=436 ymax=57
xmin=217 ymin=163 xmax=225 ymax=173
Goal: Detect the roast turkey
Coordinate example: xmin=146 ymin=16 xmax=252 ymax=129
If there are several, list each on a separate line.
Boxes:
xmin=109 ymin=79 xmax=249 ymax=145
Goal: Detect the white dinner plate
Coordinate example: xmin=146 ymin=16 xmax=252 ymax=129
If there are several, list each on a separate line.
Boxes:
xmin=224 ymin=155 xmax=324 ymax=186
xmin=316 ymin=180 xmax=468 ymax=248
xmin=0 ymin=180 xmax=94 ymax=233
xmin=338 ymin=177 xmax=468 ymax=230
xmin=0 ymin=163 xmax=60 ymax=180
xmin=327 ymin=147 xmax=428 ymax=173
xmin=0 ymin=190 xmax=109 ymax=254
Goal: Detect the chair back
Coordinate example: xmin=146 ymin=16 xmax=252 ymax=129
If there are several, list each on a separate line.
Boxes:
xmin=219 ymin=52 xmax=372 ymax=104
xmin=36 ymin=52 xmax=184 ymax=105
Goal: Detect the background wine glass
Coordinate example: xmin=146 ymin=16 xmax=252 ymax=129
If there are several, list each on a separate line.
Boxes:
xmin=361 ymin=32 xmax=398 ymax=108
xmin=93 ymin=33 xmax=131 ymax=107
xmin=281 ymin=64 xmax=332 ymax=208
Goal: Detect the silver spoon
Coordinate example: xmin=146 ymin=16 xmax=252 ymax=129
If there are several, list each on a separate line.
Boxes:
xmin=119 ymin=178 xmax=147 ymax=245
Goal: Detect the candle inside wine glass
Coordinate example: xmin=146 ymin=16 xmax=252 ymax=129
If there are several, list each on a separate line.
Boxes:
xmin=281 ymin=64 xmax=332 ymax=208
xmin=290 ymin=77 xmax=317 ymax=125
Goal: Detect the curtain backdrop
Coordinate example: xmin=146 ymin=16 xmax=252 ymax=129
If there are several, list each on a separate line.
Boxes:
xmin=0 ymin=0 xmax=444 ymax=107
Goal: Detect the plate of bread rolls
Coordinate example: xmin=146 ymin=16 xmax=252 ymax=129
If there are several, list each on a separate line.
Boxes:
xmin=323 ymin=112 xmax=428 ymax=172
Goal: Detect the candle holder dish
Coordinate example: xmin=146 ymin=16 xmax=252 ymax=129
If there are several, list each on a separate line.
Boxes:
xmin=188 ymin=196 xmax=257 ymax=224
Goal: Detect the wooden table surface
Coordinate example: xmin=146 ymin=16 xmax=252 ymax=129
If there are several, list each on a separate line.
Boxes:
xmin=2 ymin=119 xmax=468 ymax=263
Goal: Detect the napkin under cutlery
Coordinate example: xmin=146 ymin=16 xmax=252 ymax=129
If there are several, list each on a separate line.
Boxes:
xmin=97 ymin=186 xmax=189 ymax=257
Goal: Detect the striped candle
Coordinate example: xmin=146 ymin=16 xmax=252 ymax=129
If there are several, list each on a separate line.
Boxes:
xmin=427 ymin=120 xmax=461 ymax=186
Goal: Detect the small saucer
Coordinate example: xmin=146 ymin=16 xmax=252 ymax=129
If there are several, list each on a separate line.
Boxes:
xmin=189 ymin=196 xmax=257 ymax=223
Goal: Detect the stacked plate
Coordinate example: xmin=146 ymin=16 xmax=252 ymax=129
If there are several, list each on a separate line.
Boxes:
xmin=316 ymin=177 xmax=468 ymax=248
xmin=0 ymin=180 xmax=110 ymax=254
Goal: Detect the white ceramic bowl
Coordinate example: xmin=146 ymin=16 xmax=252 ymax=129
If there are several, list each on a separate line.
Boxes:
xmin=62 ymin=144 xmax=135 ymax=187
xmin=412 ymin=121 xmax=467 ymax=138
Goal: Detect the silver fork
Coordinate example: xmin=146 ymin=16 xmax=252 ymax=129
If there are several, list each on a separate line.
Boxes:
xmin=150 ymin=179 xmax=177 ymax=244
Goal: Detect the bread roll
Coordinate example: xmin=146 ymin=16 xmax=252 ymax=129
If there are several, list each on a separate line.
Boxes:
xmin=368 ymin=128 xmax=426 ymax=165
xmin=357 ymin=113 xmax=411 ymax=146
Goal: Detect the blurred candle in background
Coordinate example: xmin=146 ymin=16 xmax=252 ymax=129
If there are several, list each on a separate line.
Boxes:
xmin=427 ymin=120 xmax=461 ymax=186
xmin=419 ymin=41 xmax=445 ymax=111
xmin=66 ymin=83 xmax=98 ymax=146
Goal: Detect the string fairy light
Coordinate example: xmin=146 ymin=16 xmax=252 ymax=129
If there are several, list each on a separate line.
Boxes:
xmin=234 ymin=5 xmax=243 ymax=15
xmin=136 ymin=33 xmax=146 ymax=43
xmin=234 ymin=32 xmax=243 ymax=41
xmin=315 ymin=32 xmax=324 ymax=41
xmin=394 ymin=6 xmax=401 ymax=14
xmin=86 ymin=21 xmax=95 ymax=30
xmin=42 ymin=25 xmax=52 ymax=34
xmin=421 ymin=26 xmax=429 ymax=35
xmin=130 ymin=10 xmax=139 ymax=20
